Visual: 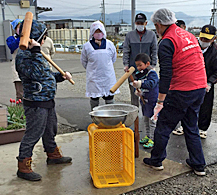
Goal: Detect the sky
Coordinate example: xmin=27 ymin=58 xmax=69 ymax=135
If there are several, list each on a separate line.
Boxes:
xmin=37 ymin=0 xmax=214 ymax=18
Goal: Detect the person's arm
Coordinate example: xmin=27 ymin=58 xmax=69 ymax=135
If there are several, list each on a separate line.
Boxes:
xmin=207 ymin=49 xmax=217 ymax=85
xmin=141 ymin=71 xmax=158 ymax=89
xmin=110 ymin=41 xmax=117 ymax=63
xmin=150 ymin=33 xmax=158 ymax=67
xmin=80 ymin=45 xmax=88 ymax=69
xmin=50 ymin=39 xmax=55 ymax=59
xmin=123 ymin=33 xmax=131 ymax=71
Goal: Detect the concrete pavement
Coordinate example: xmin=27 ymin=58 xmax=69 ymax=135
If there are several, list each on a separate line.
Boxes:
xmin=0 ymin=53 xmax=217 ymax=194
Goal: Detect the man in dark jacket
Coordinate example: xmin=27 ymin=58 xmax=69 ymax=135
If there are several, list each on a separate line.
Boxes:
xmin=198 ymin=25 xmax=217 ymax=139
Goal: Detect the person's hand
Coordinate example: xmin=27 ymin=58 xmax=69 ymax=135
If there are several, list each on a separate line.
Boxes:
xmin=134 ymin=89 xmax=142 ymax=97
xmin=206 ymin=83 xmax=211 ymax=93
xmin=124 ymin=65 xmax=129 ymax=72
xmin=133 ymin=80 xmax=142 ymax=88
xmin=63 ymin=71 xmax=72 ymax=80
xmin=151 ymin=103 xmax=163 ymax=121
xmin=28 ymin=39 xmax=40 ymax=49
xmin=95 ymin=39 xmax=101 ymax=46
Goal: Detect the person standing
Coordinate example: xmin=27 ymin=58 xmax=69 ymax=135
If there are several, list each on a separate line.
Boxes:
xmin=143 ymin=8 xmax=207 ymax=176
xmin=198 ymin=25 xmax=217 ymax=139
xmin=81 ymin=21 xmax=119 ymax=110
xmin=175 ymin=20 xmax=186 ymax=30
xmin=123 ymin=13 xmax=158 ymax=108
xmin=6 ymin=19 xmax=23 ymax=101
xmin=41 ymin=32 xmax=55 ymax=70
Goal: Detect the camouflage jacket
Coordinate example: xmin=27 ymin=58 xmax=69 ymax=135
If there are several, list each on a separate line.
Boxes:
xmin=15 ymin=47 xmax=64 ymax=101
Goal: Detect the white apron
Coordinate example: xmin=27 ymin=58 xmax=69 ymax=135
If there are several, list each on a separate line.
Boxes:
xmin=85 ymin=41 xmax=119 ymax=98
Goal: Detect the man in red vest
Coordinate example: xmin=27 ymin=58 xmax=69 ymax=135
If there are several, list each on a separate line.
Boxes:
xmin=143 ymin=8 xmax=207 ymax=176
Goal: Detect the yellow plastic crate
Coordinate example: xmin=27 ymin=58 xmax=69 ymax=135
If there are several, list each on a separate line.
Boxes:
xmin=88 ymin=123 xmax=135 ymax=188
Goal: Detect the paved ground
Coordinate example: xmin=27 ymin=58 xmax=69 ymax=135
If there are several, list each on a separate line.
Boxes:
xmin=0 ymin=53 xmax=217 ymax=194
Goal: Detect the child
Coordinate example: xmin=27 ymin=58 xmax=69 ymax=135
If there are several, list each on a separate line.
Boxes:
xmin=81 ymin=21 xmax=119 ymax=110
xmin=132 ymin=53 xmax=159 ymax=148
xmin=6 ymin=19 xmax=24 ymax=101
xmin=15 ymin=20 xmax=72 ymax=181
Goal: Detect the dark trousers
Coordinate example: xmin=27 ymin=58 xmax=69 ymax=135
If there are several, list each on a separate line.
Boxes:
xmin=151 ymin=89 xmax=206 ymax=167
xmin=198 ymin=86 xmax=214 ymax=131
xmin=19 ymin=106 xmax=58 ymax=159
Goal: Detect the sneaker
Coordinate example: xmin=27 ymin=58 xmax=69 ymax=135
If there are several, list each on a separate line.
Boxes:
xmin=143 ymin=139 xmax=154 ymax=149
xmin=172 ymin=126 xmax=184 ymax=135
xmin=186 ymin=159 xmax=206 ymax=176
xmin=199 ymin=130 xmax=207 ymax=139
xmin=139 ymin=135 xmax=149 ymax=144
xmin=143 ymin=158 xmax=164 ymax=170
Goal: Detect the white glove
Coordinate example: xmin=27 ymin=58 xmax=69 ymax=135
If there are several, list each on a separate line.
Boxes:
xmin=206 ymin=83 xmax=211 ymax=93
xmin=124 ymin=66 xmax=129 ymax=72
xmin=133 ymin=80 xmax=142 ymax=89
xmin=151 ymin=103 xmax=164 ymax=121
xmin=134 ymin=89 xmax=142 ymax=97
xmin=63 ymin=71 xmax=72 ymax=80
xmin=28 ymin=39 xmax=40 ymax=49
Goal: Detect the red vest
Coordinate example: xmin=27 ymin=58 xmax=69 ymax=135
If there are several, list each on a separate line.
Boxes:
xmin=162 ymin=24 xmax=207 ymax=91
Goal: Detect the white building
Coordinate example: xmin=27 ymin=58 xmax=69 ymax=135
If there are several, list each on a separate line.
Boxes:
xmin=106 ymin=24 xmax=132 ymax=36
xmin=0 ymin=0 xmax=37 ymax=61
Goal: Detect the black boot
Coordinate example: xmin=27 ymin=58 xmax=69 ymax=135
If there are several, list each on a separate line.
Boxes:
xmin=46 ymin=147 xmax=72 ymax=165
xmin=17 ymin=157 xmax=42 ymax=181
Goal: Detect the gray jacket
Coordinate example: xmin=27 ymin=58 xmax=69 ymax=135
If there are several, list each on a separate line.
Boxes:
xmin=123 ymin=29 xmax=157 ymax=69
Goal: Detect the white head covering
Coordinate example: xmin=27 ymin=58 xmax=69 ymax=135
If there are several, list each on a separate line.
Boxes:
xmin=151 ymin=8 xmax=177 ymax=25
xmin=89 ymin=20 xmax=106 ymax=40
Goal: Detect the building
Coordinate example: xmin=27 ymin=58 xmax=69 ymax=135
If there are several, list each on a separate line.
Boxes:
xmin=106 ymin=24 xmax=132 ymax=36
xmin=39 ymin=18 xmax=96 ymax=30
xmin=0 ymin=0 xmax=37 ymax=61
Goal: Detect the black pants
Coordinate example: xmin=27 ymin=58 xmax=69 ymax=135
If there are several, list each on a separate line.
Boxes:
xmin=198 ymin=86 xmax=214 ymax=131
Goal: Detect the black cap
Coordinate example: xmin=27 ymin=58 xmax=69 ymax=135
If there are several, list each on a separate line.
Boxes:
xmin=176 ymin=20 xmax=185 ymax=27
xmin=135 ymin=13 xmax=147 ymax=23
xmin=200 ymin=25 xmax=216 ymax=40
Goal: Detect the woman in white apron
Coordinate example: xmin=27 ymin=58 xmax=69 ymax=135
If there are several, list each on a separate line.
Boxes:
xmin=81 ymin=21 xmax=120 ymax=110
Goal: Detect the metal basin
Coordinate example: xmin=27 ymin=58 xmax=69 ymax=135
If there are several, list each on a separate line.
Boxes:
xmin=89 ymin=110 xmax=128 ymax=128
xmin=93 ymin=104 xmax=138 ymax=127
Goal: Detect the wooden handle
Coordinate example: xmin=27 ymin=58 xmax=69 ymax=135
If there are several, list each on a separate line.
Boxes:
xmin=129 ymin=75 xmax=146 ymax=105
xmin=41 ymin=51 xmax=75 ymax=85
xmin=110 ymin=66 xmax=135 ymax=93
xmin=19 ymin=12 xmax=33 ymax=50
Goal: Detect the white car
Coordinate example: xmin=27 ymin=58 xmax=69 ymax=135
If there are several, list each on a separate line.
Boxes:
xmin=53 ymin=43 xmax=69 ymax=52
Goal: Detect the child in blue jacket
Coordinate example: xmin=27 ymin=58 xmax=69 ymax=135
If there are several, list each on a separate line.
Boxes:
xmin=132 ymin=53 xmax=159 ymax=148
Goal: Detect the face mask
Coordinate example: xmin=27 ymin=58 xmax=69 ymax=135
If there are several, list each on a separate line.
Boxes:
xmin=93 ymin=32 xmax=104 ymax=40
xmin=199 ymin=39 xmax=211 ymax=48
xmin=136 ymin=25 xmax=145 ymax=32
xmin=16 ymin=28 xmax=20 ymax=35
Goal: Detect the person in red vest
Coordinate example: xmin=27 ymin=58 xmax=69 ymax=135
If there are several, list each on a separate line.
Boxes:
xmin=143 ymin=8 xmax=207 ymax=176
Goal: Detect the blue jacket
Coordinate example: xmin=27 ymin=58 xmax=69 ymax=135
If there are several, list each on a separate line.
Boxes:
xmin=15 ymin=47 xmax=64 ymax=101
xmin=135 ymin=68 xmax=159 ymax=117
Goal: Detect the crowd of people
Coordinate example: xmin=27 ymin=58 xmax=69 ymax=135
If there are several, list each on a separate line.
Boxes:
xmin=5 ymin=7 xmax=217 ymax=181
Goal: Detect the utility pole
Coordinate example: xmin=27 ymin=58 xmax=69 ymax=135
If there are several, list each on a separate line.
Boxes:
xmin=210 ymin=0 xmax=216 ymax=26
xmin=131 ymin=0 xmax=135 ymax=30
xmin=100 ymin=0 xmax=105 ymax=25
xmin=1 ymin=0 xmax=5 ymax=21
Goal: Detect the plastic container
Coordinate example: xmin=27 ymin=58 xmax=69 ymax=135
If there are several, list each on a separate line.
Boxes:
xmin=88 ymin=123 xmax=135 ymax=188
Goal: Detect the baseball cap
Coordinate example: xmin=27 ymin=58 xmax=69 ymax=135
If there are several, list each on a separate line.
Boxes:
xmin=199 ymin=25 xmax=216 ymax=40
xmin=10 ymin=19 xmax=22 ymax=30
xmin=176 ymin=20 xmax=185 ymax=27
xmin=135 ymin=13 xmax=147 ymax=23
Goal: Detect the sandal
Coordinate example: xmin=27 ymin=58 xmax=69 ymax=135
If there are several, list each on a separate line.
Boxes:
xmin=172 ymin=126 xmax=184 ymax=136
xmin=199 ymin=130 xmax=207 ymax=139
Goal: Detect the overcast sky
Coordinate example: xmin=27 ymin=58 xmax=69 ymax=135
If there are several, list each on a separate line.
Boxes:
xmin=37 ymin=0 xmax=214 ymax=23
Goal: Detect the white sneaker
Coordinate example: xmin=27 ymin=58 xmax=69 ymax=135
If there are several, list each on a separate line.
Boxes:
xmin=172 ymin=126 xmax=184 ymax=135
xmin=199 ymin=130 xmax=207 ymax=139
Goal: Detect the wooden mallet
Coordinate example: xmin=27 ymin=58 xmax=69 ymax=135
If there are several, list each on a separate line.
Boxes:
xmin=110 ymin=66 xmax=135 ymax=93
xmin=19 ymin=12 xmax=75 ymax=85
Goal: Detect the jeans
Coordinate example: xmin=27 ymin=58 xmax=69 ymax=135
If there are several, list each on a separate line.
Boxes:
xmin=151 ymin=88 xmax=206 ymax=167
xmin=19 ymin=106 xmax=58 ymax=159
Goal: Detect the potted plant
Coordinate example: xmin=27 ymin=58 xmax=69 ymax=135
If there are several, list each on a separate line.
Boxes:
xmin=0 ymin=99 xmax=26 ymax=145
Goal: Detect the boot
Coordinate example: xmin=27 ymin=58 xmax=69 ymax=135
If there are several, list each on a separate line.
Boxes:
xmin=17 ymin=157 xmax=42 ymax=181
xmin=90 ymin=98 xmax=99 ymax=110
xmin=105 ymin=99 xmax=114 ymax=104
xmin=46 ymin=147 xmax=72 ymax=165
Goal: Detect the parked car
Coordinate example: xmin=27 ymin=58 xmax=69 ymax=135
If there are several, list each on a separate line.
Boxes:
xmin=116 ymin=42 xmax=124 ymax=53
xmin=54 ymin=43 xmax=69 ymax=52
xmin=69 ymin=44 xmax=83 ymax=53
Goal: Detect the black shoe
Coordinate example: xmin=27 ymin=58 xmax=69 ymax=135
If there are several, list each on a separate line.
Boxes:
xmin=186 ymin=159 xmax=205 ymax=176
xmin=143 ymin=158 xmax=164 ymax=170
xmin=47 ymin=156 xmax=72 ymax=165
xmin=17 ymin=170 xmax=42 ymax=181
